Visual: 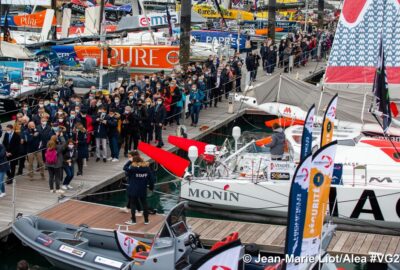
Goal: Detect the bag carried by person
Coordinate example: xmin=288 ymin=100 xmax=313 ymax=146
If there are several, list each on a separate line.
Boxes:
xmin=45 ymin=148 xmax=58 ymax=165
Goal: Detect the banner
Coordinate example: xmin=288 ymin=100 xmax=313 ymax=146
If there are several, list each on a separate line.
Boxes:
xmin=284 ymin=153 xmax=312 ymax=269
xmin=190 ymin=240 xmax=242 ymax=270
xmin=51 ymin=45 xmax=181 ymax=71
xmin=191 ymin=30 xmax=247 ymax=50
xmin=300 ymin=105 xmax=315 ymax=162
xmin=114 ymin=231 xmax=151 ymax=260
xmin=301 ymin=141 xmax=337 ymax=257
xmin=1 ymin=0 xmax=50 ymax=5
xmin=320 ymin=95 xmax=337 ymax=147
xmin=0 ymin=10 xmax=56 ymax=28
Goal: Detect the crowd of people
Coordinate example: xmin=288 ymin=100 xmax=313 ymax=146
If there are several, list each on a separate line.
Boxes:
xmin=0 ymin=54 xmax=247 ymax=197
xmin=245 ymin=29 xmax=334 ymax=79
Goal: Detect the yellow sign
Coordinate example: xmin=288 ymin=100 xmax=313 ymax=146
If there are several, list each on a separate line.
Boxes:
xmin=192 ymin=5 xmax=254 ymax=20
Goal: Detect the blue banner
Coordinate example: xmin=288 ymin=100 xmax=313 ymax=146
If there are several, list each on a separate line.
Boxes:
xmin=284 ymin=153 xmax=312 ymax=264
xmin=191 ymin=30 xmax=247 ymax=50
xmin=105 ymin=4 xmax=132 ymax=13
xmin=300 ymin=105 xmax=315 ymax=162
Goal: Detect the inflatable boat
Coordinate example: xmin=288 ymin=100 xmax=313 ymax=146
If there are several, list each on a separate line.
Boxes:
xmin=12 ymin=202 xmax=284 ymax=270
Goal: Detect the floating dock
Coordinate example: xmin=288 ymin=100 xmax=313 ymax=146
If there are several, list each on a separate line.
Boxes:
xmin=39 ymin=200 xmax=400 ymax=260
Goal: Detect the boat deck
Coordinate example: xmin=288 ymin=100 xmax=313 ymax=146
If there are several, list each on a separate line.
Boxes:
xmin=39 ymin=200 xmax=400 ymax=260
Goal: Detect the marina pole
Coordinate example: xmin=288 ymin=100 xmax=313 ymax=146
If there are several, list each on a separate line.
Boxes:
xmin=268 ymin=0 xmax=276 ymax=41
xmin=99 ymin=0 xmax=105 ymax=91
xmin=318 ymin=0 xmax=324 ymax=29
xmin=179 ymin=0 xmax=192 ymax=67
xmin=51 ymin=0 xmax=57 ymax=40
xmin=304 ymin=0 xmax=308 ymax=32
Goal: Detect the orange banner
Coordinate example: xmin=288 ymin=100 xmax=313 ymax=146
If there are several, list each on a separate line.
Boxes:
xmin=74 ymin=45 xmax=180 ymax=71
xmin=14 ymin=10 xmax=56 ymax=28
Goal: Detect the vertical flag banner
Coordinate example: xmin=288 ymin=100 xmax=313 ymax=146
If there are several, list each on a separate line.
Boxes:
xmin=320 ymin=95 xmax=337 ymax=147
xmin=190 ymin=240 xmax=242 ymax=270
xmin=284 ymin=153 xmax=312 ymax=270
xmin=301 ymin=141 xmax=337 ymax=257
xmin=372 ymin=37 xmax=391 ymax=133
xmin=300 ymin=105 xmax=315 ymax=162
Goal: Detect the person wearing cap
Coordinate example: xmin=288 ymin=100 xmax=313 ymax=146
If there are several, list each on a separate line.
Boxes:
xmin=264 ymin=123 xmax=286 ymax=160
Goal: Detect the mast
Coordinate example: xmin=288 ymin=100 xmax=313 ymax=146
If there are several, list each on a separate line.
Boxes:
xmin=267 ymin=0 xmax=276 ymax=41
xmin=137 ymin=0 xmax=156 ymax=44
xmin=179 ymin=0 xmax=191 ymax=67
xmin=51 ymin=0 xmax=57 ymax=40
xmin=318 ymin=0 xmax=324 ymax=29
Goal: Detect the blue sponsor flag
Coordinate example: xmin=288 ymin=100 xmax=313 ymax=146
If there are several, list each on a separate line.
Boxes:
xmin=284 ymin=153 xmax=312 ymax=268
xmin=300 ymin=105 xmax=315 ymax=161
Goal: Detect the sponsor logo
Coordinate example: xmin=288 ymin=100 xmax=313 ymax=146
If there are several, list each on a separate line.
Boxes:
xmin=188 ymin=188 xmax=239 ymax=202
xmin=35 ymin=234 xmax=53 ymax=247
xmin=270 ymin=162 xmax=291 ymax=170
xmin=166 ymin=51 xmax=179 ymax=65
xmin=301 ymin=168 xmax=309 ymax=182
xmin=223 ymin=184 xmax=230 ymax=190
xmin=283 ymin=107 xmax=292 ymax=114
xmin=139 ymin=13 xmax=178 ymax=27
xmin=313 ymin=172 xmax=324 ymax=187
xmin=327 ymin=106 xmax=336 ymax=118
xmin=270 ymin=172 xmax=291 ymax=180
xmin=313 ymin=155 xmax=333 ymax=169
xmin=321 ymin=155 xmax=333 ymax=168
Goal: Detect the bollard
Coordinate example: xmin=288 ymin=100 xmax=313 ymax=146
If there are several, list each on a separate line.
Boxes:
xmin=228 ymin=93 xmax=234 ymax=114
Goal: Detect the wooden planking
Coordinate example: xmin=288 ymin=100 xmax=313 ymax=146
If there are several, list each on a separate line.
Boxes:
xmin=38 ymin=200 xmax=400 ymax=258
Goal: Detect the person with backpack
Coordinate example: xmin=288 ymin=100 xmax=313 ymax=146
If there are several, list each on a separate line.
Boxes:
xmin=61 ymin=139 xmax=77 ymax=190
xmin=45 ymin=134 xmax=66 ymax=194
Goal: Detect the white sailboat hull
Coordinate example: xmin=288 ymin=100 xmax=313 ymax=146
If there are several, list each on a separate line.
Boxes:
xmin=181 ymin=178 xmax=400 ymax=228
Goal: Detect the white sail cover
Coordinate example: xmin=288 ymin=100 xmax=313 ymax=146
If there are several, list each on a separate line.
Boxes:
xmin=0 ymin=42 xmax=32 ymax=59
xmin=251 ymin=74 xmax=377 ymax=125
xmin=190 ymin=240 xmax=242 ymax=270
xmin=325 ymin=0 xmax=400 ymax=86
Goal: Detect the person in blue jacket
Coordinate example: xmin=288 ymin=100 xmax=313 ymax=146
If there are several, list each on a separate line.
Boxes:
xmin=123 ymin=155 xmax=155 ymax=225
xmin=189 ymin=84 xmax=204 ymax=127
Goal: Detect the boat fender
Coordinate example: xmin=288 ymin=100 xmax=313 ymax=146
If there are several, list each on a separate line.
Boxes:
xmin=210 ymin=232 xmax=239 ymax=251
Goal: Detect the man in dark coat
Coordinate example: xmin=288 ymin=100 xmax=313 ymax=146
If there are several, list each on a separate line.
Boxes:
xmin=153 ymin=97 xmax=166 ymax=148
xmin=3 ymin=125 xmax=21 ymax=184
xmin=246 ymin=52 xmax=256 ymax=83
